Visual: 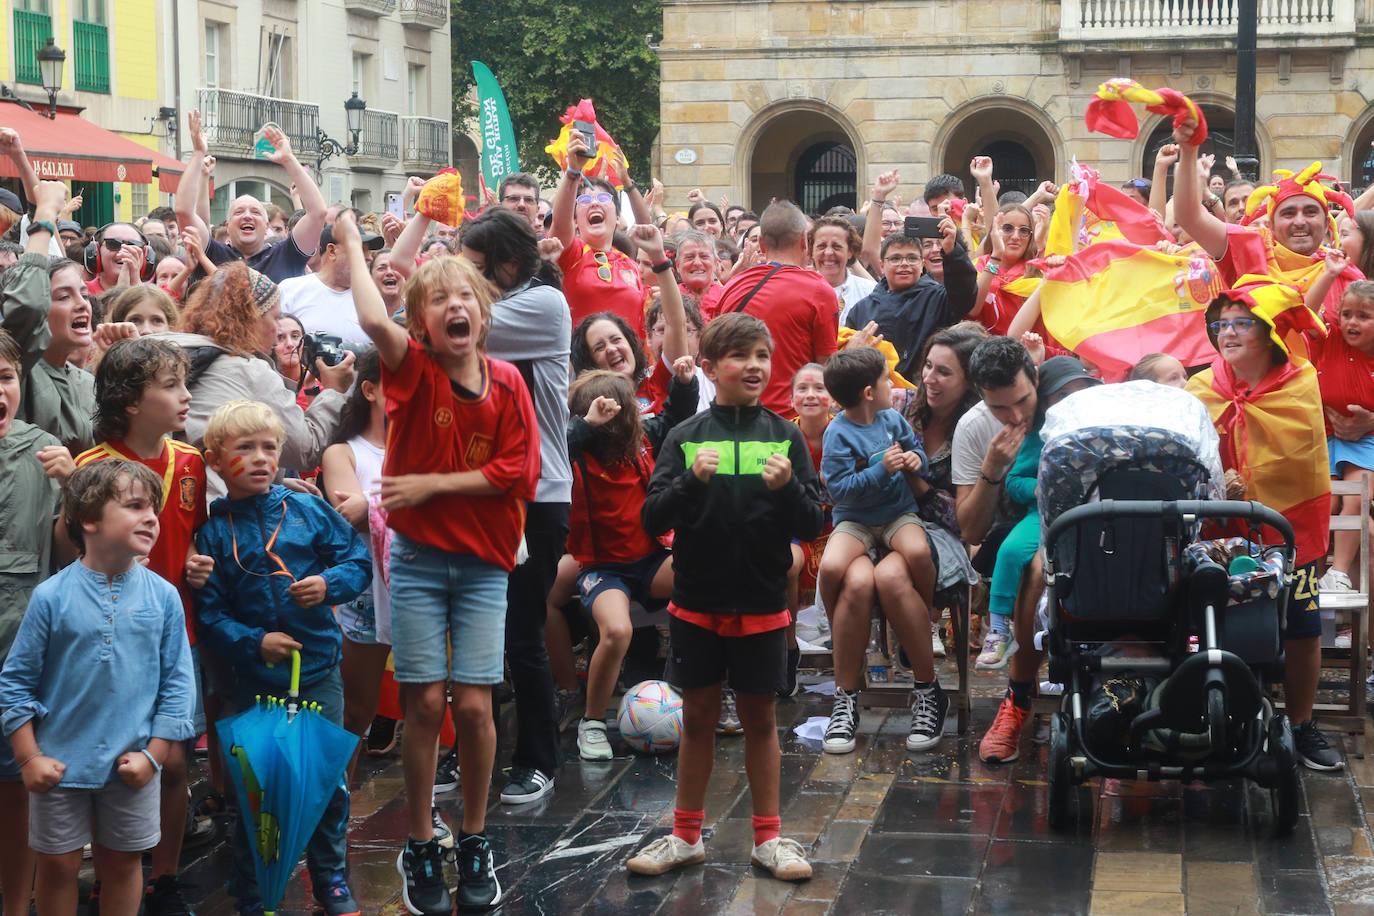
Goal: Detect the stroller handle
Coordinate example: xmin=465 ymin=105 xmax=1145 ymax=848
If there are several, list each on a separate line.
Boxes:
xmin=1043 ymin=499 xmax=1295 ymax=556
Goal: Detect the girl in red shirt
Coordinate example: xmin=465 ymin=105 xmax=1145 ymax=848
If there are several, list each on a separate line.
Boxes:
xmin=784 ymin=363 xmax=833 ymax=696
xmin=567 ymin=360 xmax=698 ymax=761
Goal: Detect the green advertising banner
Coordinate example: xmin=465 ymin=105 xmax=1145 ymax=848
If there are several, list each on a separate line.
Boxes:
xmin=472 ymin=61 xmax=519 ymax=193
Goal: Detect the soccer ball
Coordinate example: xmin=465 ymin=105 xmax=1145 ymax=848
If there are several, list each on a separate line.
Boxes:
xmin=616 ymin=680 xmax=684 ymax=754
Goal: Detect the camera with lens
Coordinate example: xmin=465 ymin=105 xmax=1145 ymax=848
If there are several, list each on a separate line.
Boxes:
xmin=300 ymin=331 xmax=346 ymax=368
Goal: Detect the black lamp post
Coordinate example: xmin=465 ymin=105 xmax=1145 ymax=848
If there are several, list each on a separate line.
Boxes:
xmin=316 ymin=92 xmax=367 ymax=173
xmin=36 ymin=37 xmax=65 ymax=120
xmin=1232 ymin=0 xmax=1260 ymax=181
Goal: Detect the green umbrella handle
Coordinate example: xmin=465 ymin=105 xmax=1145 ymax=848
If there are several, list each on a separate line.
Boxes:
xmin=289 ymin=649 xmax=301 ymax=700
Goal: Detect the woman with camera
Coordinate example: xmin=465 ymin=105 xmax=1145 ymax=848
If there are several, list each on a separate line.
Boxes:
xmin=162 ymin=261 xmax=354 ymax=498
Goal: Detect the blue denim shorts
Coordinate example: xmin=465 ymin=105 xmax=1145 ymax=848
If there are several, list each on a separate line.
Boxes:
xmin=577 ymin=549 xmax=671 ymax=612
xmin=388 ymin=533 xmax=510 ymax=685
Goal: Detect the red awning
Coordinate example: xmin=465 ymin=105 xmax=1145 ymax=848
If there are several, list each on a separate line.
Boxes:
xmin=0 ymin=101 xmax=186 ymax=193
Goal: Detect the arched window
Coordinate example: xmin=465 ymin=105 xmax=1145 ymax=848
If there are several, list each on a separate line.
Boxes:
xmin=1140 ymin=106 xmax=1239 ymax=191
xmin=794 ymin=141 xmax=856 ymax=215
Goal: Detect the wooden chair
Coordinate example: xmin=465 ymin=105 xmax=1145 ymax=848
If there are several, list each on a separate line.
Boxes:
xmin=1314 ymin=476 xmax=1371 ymax=758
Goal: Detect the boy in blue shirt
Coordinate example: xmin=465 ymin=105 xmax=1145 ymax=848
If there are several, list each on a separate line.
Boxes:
xmin=1 ymin=459 xmax=194 ymax=916
xmin=192 ymin=400 xmax=371 ymax=916
xmin=817 ymin=347 xmax=946 ymax=756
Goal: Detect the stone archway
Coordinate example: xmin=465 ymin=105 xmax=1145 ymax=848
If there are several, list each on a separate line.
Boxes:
xmin=932 ymin=97 xmax=1064 ymax=199
xmin=737 ymin=101 xmax=867 ymax=215
xmin=1342 ymin=104 xmax=1374 ymax=191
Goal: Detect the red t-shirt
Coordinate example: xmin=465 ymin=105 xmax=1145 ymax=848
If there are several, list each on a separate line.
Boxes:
xmin=76 ymin=438 xmax=208 ymax=642
xmin=382 ymin=339 xmax=540 ymax=571
xmin=568 ymin=447 xmax=658 ymax=566
xmin=713 ymin=264 xmax=838 ymax=419
xmin=559 ymin=241 xmax=647 ymax=334
xmin=1311 ymin=328 xmax=1374 ymax=434
xmin=683 ymin=282 xmax=726 ymax=322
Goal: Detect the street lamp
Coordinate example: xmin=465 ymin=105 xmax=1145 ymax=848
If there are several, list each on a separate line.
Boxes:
xmin=36 ymin=37 xmax=64 ymax=120
xmin=316 ymin=92 xmax=367 ymax=173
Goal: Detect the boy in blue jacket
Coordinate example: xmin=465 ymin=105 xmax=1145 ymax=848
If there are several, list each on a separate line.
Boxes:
xmin=192 ymin=400 xmax=371 ymax=916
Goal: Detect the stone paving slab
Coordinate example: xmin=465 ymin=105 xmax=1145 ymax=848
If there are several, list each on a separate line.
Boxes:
xmin=40 ymin=665 xmax=1374 ymax=915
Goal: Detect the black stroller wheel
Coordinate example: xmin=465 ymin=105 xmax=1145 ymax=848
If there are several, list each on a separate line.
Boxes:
xmin=1048 ymin=710 xmax=1074 ymax=831
xmin=1268 ymin=713 xmax=1300 ymax=836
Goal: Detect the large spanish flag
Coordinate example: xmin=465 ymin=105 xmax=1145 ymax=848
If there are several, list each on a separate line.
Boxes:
xmin=1037 ymin=239 xmax=1222 ymax=381
xmin=1186 ymin=358 xmax=1330 ymax=565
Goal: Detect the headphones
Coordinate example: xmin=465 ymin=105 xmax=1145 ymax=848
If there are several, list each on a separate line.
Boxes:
xmin=83 ymin=223 xmax=156 ymax=282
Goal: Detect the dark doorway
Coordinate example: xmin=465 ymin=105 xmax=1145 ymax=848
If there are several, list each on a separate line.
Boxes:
xmin=794 ymin=141 xmax=856 ymax=215
xmin=975 ymin=139 xmax=1039 ymax=198
xmin=1141 ymin=106 xmax=1239 ymax=192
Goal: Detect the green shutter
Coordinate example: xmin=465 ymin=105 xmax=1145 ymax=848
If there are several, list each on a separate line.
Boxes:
xmin=12 ymin=10 xmax=53 ymax=85
xmin=73 ymin=20 xmax=109 ymax=93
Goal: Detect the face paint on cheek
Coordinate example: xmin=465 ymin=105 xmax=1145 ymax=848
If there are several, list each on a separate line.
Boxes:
xmin=229 ymin=456 xmax=246 ymax=478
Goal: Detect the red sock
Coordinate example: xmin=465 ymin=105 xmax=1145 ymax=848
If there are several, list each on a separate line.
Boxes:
xmin=751 ymin=814 xmax=781 ymax=846
xmin=673 ymin=808 xmax=705 ymax=845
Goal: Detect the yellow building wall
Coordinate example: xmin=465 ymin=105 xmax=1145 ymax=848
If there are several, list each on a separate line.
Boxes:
xmin=113 ymin=0 xmax=157 ymax=101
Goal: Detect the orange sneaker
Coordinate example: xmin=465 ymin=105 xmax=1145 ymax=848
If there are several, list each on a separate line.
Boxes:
xmin=979 ymin=694 xmax=1030 ymax=764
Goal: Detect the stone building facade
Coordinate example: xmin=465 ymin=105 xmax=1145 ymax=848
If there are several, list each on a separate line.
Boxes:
xmin=655 ymin=0 xmax=1374 ymax=213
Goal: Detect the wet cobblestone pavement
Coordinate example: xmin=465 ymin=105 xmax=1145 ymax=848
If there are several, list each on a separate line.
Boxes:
xmin=85 ymin=661 xmax=1374 ymax=914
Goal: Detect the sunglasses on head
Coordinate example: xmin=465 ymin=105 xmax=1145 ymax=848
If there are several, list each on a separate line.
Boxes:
xmin=1128 ymin=178 xmax=1152 ymax=190
xmin=576 ymin=192 xmax=615 ymax=207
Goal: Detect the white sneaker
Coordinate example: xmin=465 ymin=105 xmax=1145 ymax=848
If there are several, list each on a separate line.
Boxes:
xmin=975 ymin=631 xmax=1018 ymax=671
xmin=626 ymin=834 xmax=706 ymax=876
xmin=931 ymin=624 xmax=946 ymax=659
xmin=1320 ymin=569 xmax=1355 ymax=593
xmin=577 ymin=719 xmax=613 ymax=760
xmin=750 ymin=836 xmax=813 ymax=881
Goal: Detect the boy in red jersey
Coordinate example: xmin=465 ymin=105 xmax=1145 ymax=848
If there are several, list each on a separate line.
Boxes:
xmin=338 ymin=212 xmax=539 ymax=914
xmin=75 ymin=336 xmax=214 ymax=916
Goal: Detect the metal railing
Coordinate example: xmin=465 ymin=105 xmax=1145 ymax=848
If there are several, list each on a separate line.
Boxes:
xmin=1061 ymin=0 xmax=1355 ymax=39
xmin=402 ymin=116 xmax=450 ymax=170
xmin=358 ymin=109 xmax=400 ymax=161
xmin=12 ymin=10 xmax=52 ymax=85
xmin=197 ymin=87 xmax=320 ymax=160
xmin=399 ymin=0 xmax=448 ymax=28
xmin=73 ymin=20 xmax=109 ymax=94
xmin=343 ymin=0 xmax=396 ymax=15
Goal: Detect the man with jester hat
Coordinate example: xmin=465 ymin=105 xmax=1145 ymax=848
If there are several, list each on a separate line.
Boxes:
xmin=1173 ymin=117 xmax=1365 ymax=318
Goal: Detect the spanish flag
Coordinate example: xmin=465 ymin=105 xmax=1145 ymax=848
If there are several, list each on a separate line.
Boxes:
xmin=1185 ymin=358 xmax=1330 ymax=565
xmin=1085 ymin=78 xmax=1208 ymax=145
xmin=1037 ymin=239 xmax=1223 ymax=381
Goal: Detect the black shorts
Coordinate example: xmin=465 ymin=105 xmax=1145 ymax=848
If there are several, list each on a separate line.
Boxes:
xmin=666 ymin=614 xmax=787 ymax=695
xmin=1286 ymin=559 xmax=1322 ymax=640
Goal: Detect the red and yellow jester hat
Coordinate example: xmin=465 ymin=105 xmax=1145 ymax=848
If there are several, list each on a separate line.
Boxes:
xmin=1204 ymin=273 xmax=1325 ymax=357
xmin=1241 ymin=162 xmax=1355 ymax=236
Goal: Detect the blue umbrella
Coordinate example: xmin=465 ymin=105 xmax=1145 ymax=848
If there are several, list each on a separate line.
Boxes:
xmin=217 ymin=651 xmax=359 ymax=916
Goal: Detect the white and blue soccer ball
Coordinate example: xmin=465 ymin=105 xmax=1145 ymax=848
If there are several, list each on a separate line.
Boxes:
xmin=616 ymin=680 xmax=684 ymax=754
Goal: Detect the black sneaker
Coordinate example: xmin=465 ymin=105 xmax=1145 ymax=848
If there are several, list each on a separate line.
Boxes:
xmin=499 ymin=767 xmax=555 ymax=805
xmin=312 ymin=871 xmax=360 ymax=916
xmin=366 ymin=715 xmax=401 ymax=757
xmin=776 ymin=647 xmax=801 ymax=698
xmin=144 ymin=875 xmax=194 ymax=916
xmin=823 ymin=687 xmax=860 ymax=754
xmin=455 ymin=833 xmax=503 ymax=910
xmin=434 ymin=747 xmax=460 ymax=795
xmin=906 ymin=684 xmax=949 ymax=752
xmin=89 ymin=879 xmax=102 ymax=916
xmin=1294 ymin=720 xmax=1344 ymax=771
xmin=397 ymin=837 xmax=452 ymax=916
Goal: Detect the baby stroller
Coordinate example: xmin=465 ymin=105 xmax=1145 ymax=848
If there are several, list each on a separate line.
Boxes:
xmin=1036 ymin=382 xmax=1301 ymax=835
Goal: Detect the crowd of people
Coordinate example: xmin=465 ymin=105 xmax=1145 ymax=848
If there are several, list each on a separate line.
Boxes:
xmin=0 ymin=96 xmax=1368 ymax=916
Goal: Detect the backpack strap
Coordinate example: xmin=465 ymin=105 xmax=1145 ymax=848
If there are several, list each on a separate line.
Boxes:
xmin=732 ymin=264 xmax=785 ymax=313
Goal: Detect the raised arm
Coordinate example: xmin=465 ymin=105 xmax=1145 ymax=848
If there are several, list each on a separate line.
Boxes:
xmin=1150 ymin=144 xmax=1177 ymax=217
xmin=0 ymin=129 xmax=40 ymax=202
xmin=388 ymin=177 xmax=432 ymax=279
xmin=970 ymin=156 xmax=998 ymax=211
xmin=630 ymin=224 xmax=686 ymax=363
xmin=175 ymin=110 xmax=211 ymax=245
xmin=197 ymin=155 xmax=215 ymax=231
xmin=613 ymin=150 xmax=653 ymax=227
xmin=862 ymin=169 xmax=899 ymax=273
xmin=258 ymin=126 xmax=327 ymax=256
xmin=334 ymin=211 xmax=408 ymax=370
xmin=1172 ymin=120 xmax=1229 ymax=260
xmin=551 ymin=131 xmax=593 ymax=250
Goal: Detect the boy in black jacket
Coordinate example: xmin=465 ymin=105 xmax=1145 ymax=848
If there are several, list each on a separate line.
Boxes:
xmin=627 ymin=313 xmax=825 ymax=882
